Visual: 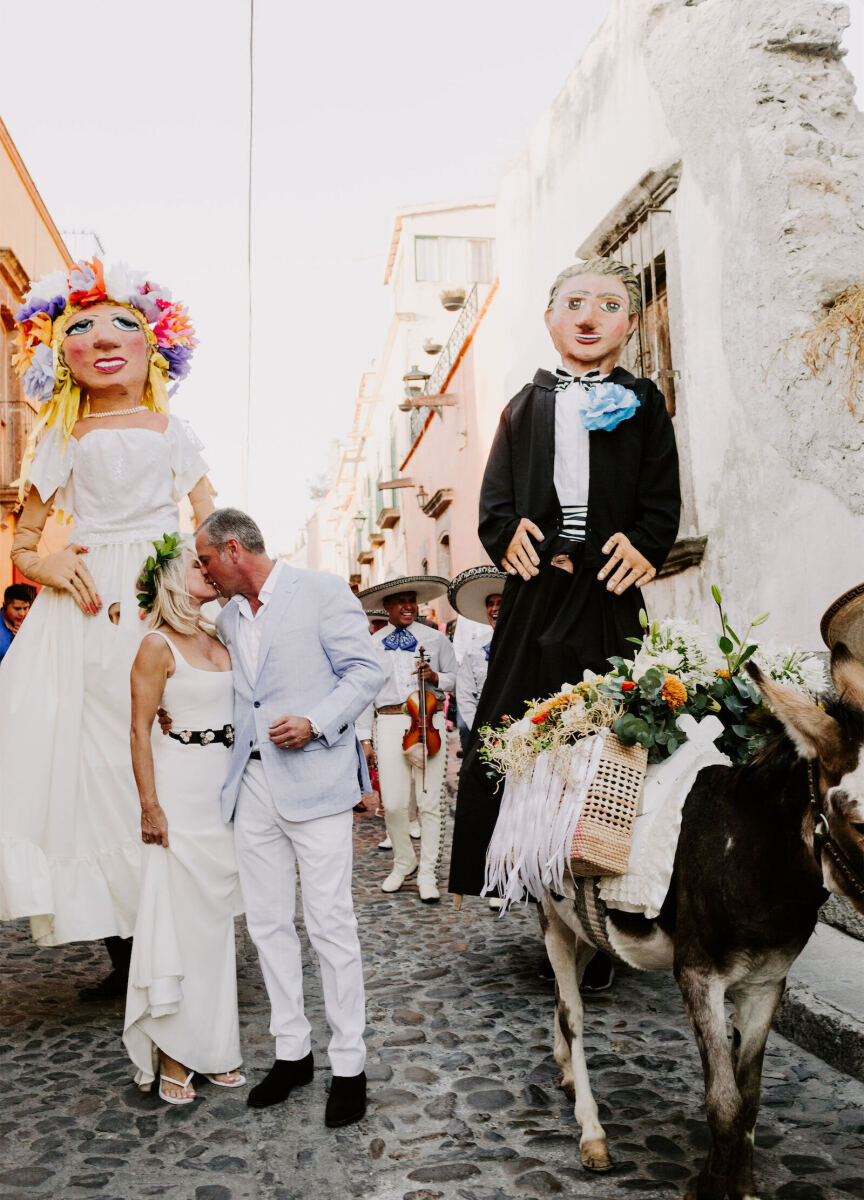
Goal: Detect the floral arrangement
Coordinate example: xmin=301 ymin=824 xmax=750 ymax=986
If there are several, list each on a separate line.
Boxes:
xmin=479 ymin=587 xmax=826 ymax=773
xmin=14 ymin=258 xmax=196 ymax=404
xmin=136 ymin=532 xmax=185 ymax=613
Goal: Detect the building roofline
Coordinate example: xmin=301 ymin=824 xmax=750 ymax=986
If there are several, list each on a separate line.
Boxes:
xmin=383 ymin=196 xmax=496 ymax=284
xmin=0 ymin=117 xmax=73 ymax=270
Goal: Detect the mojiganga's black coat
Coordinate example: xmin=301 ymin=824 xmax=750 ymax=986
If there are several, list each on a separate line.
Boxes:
xmin=448 ymin=367 xmax=681 ymax=897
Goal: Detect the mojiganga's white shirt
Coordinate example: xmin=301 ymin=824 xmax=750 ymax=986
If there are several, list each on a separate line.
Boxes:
xmin=356 ymin=621 xmax=458 ymax=740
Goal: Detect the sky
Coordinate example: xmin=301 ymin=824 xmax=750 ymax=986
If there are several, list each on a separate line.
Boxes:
xmin=1 ymin=1 xmax=862 ymax=555
xmin=0 ymin=0 xmax=616 ymax=553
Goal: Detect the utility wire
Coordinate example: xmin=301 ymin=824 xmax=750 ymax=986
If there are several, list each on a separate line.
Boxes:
xmin=244 ymin=0 xmax=255 ymax=509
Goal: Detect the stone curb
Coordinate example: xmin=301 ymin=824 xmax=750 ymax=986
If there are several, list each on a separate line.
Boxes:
xmin=774 ymin=984 xmax=864 ymax=1083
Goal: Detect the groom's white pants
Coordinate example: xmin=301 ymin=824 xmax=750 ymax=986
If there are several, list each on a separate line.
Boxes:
xmin=233 ymin=760 xmax=366 ymax=1076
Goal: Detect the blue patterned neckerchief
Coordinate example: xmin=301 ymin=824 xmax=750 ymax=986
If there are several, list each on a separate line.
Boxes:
xmin=554 ymin=367 xmax=640 ymax=432
xmin=382 ymin=626 xmax=418 ymax=652
xmin=483 ymin=642 xmax=491 ymax=661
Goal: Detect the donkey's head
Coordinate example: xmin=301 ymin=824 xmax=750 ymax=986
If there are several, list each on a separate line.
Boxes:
xmin=747 ymin=646 xmax=864 ymax=912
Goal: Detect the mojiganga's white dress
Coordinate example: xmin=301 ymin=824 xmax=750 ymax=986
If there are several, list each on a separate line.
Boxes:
xmin=0 ymin=419 xmax=208 ymax=946
xmin=124 ymin=632 xmax=243 ymax=1087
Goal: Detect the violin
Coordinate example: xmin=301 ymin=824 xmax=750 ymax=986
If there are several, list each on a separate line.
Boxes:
xmin=403 ymin=647 xmax=442 ymax=786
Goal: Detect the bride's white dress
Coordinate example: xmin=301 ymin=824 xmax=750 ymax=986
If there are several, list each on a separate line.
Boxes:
xmin=124 ymin=631 xmax=243 ymax=1086
xmin=0 ymin=419 xmax=207 ymax=945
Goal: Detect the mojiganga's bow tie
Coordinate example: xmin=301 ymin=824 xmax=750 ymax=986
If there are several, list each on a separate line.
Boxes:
xmin=382 ymin=628 xmax=418 ymax=651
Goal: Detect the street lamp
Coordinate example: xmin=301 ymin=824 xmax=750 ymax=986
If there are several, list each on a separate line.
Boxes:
xmin=415 ymin=485 xmax=428 ymax=511
xmin=353 ymin=511 xmax=367 ymax=533
xmin=402 ymin=364 xmax=430 ymax=391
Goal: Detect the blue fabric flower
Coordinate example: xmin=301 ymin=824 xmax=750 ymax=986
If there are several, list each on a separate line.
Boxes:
xmin=577 ymin=382 xmax=640 ymax=432
xmin=22 ymin=344 xmax=56 ymax=404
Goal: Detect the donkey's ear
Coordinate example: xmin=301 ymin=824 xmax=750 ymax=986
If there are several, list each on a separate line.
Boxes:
xmin=746 ymin=662 xmax=842 ymax=761
xmin=831 ymin=642 xmax=864 ymax=712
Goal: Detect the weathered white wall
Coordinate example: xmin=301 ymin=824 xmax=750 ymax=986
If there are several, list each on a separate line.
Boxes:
xmin=495 ymin=0 xmax=864 ymax=648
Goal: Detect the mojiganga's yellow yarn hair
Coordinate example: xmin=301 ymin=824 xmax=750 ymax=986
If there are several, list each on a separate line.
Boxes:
xmin=16 ymin=305 xmax=169 ymax=504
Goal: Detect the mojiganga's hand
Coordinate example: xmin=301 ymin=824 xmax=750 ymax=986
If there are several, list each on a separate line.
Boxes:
xmin=39 ymin=545 xmax=101 ymax=614
xmin=598 ymin=532 xmax=656 ymax=595
xmin=141 ymin=804 xmax=169 ymax=847
xmin=269 ymin=715 xmax=313 ymax=749
xmin=156 ymin=706 xmax=173 ymax=735
xmin=502 ymin=518 xmax=543 ymax=581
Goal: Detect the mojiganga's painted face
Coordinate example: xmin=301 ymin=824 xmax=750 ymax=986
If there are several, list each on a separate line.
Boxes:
xmin=185 ymin=551 xmax=219 ymax=604
xmin=383 ymin=592 xmax=418 ymax=628
xmin=61 ymin=302 xmax=149 ymax=395
xmin=544 ymin=273 xmax=638 ymax=374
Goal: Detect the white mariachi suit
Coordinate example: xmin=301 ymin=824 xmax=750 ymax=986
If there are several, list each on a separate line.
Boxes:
xmin=357 ymin=623 xmax=457 ymax=887
xmin=455 ymin=634 xmax=491 ymax=735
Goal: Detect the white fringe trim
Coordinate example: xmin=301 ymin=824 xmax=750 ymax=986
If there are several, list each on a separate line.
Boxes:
xmin=483 ymin=729 xmax=609 ymax=906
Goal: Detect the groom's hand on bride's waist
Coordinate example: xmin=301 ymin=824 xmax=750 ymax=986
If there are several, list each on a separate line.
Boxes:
xmin=269 ymin=715 xmax=314 ymax=750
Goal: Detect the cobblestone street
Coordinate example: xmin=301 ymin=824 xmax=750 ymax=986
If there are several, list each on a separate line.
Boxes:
xmin=2 ymin=751 xmax=863 ymax=1200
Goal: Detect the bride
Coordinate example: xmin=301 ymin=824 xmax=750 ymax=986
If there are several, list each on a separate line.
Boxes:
xmin=0 ymin=259 xmax=213 ymax=996
xmin=124 ymin=537 xmax=244 ymax=1104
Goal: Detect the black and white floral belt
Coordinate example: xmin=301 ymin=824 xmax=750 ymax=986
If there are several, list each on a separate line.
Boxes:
xmin=168 ymin=723 xmax=235 ymax=747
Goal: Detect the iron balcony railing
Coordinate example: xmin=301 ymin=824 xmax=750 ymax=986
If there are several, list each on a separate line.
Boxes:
xmin=423 ymin=283 xmax=479 ymax=399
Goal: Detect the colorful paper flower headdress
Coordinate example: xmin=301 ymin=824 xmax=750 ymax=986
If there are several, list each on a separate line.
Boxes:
xmin=13 ymin=258 xmax=197 ymax=501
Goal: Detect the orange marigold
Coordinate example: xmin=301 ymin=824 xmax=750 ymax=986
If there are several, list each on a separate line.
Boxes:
xmin=662 ymin=673 xmax=688 ymax=709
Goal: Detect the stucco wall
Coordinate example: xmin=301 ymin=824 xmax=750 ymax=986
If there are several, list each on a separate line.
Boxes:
xmin=495 ymin=0 xmax=864 ymax=647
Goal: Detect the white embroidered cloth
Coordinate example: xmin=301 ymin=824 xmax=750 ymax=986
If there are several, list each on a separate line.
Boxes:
xmin=598 ymin=714 xmax=731 ymax=917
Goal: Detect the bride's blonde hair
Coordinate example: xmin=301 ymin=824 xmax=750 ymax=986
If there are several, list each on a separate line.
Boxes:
xmin=147 ymin=548 xmax=216 ymax=639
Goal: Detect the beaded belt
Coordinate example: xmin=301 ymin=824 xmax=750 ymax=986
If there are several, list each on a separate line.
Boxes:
xmin=168 ymin=723 xmax=234 ymax=747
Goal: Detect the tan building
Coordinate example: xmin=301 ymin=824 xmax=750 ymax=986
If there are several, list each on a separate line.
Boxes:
xmin=0 ymin=116 xmax=73 ymax=592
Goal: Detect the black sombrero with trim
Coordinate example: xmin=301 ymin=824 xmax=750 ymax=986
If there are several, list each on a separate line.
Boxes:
xmin=447 ymin=565 xmax=507 ymax=625
xmin=820 ymin=582 xmax=864 ymax=665
xmin=357 ymin=575 xmax=450 ymax=612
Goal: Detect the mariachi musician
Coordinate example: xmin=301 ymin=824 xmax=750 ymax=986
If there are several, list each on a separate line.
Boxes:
xmin=356 ymin=576 xmax=457 ymax=903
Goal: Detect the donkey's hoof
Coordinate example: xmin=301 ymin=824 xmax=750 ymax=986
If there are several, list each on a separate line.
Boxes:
xmin=556 ymin=1074 xmax=575 ymax=1100
xmin=581 ymin=1138 xmax=612 ymax=1171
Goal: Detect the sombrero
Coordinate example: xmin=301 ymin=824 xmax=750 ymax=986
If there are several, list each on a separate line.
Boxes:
xmin=365 ymin=609 xmax=389 ymax=621
xmin=820 ymin=582 xmax=864 ymax=664
xmin=448 ymin=565 xmax=507 ymax=625
xmin=357 ymin=575 xmax=450 ymax=612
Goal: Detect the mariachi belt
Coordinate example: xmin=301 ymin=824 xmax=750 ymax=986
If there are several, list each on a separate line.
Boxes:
xmin=168 ymin=723 xmax=235 ymax=747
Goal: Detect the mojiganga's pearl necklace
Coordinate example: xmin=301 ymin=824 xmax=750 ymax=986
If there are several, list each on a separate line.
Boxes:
xmin=83 ymin=405 xmax=147 ymax=419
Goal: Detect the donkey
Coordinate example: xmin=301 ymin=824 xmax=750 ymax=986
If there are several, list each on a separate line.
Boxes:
xmin=540 ymin=645 xmax=864 ymax=1200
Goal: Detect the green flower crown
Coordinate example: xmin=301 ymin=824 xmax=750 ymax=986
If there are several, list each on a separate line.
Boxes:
xmin=137 ymin=532 xmax=185 ymax=612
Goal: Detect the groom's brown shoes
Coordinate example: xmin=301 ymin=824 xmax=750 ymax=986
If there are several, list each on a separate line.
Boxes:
xmin=247 ymin=1052 xmax=314 ymax=1108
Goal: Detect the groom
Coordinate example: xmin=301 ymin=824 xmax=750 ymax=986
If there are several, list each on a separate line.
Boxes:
xmin=195 ymin=507 xmax=384 ymax=1126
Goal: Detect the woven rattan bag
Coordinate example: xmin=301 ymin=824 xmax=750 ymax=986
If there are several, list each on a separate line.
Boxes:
xmin=569 ymin=733 xmax=648 ymax=877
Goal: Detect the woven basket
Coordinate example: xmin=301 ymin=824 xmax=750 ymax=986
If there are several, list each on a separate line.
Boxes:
xmin=569 ymin=733 xmax=647 ymax=877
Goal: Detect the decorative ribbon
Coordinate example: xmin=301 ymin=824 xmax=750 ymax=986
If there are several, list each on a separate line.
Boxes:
xmin=382 ymin=627 xmax=418 ymax=652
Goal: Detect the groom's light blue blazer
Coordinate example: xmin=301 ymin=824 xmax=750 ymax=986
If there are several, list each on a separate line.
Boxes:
xmin=217 ymin=565 xmax=384 ymax=823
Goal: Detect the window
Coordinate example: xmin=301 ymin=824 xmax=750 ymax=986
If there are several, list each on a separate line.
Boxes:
xmin=415 ymin=236 xmax=495 ymax=284
xmin=588 ymin=170 xmax=679 ymax=416
xmin=437 ymin=533 xmax=451 ymax=579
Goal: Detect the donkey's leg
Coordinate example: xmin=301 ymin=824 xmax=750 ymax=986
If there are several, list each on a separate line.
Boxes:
xmin=727 ymin=981 xmax=784 ymax=1200
xmin=541 ymin=901 xmax=611 ymax=1171
xmin=678 ymin=967 xmax=742 ymax=1200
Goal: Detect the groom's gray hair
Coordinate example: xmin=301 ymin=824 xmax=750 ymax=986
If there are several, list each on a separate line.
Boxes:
xmin=198 ymin=507 xmax=266 ymax=554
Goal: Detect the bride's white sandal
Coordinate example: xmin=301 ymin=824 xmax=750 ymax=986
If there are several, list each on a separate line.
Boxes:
xmin=204 ymin=1070 xmax=246 ymax=1088
xmin=159 ymin=1069 xmax=196 ymax=1105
